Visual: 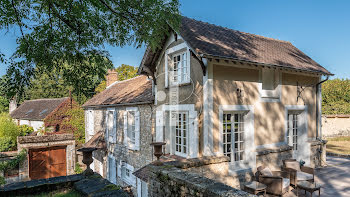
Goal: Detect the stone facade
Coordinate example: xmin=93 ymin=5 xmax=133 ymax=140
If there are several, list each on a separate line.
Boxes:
xmin=85 ymin=104 xmax=154 ymax=196
xmin=17 ymin=134 xmax=76 ymax=181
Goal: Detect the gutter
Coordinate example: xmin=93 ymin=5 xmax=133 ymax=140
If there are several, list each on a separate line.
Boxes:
xmin=316 ymin=76 xmax=329 ymax=140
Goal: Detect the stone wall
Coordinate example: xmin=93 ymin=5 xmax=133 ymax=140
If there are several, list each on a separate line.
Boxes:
xmin=322 ymin=115 xmax=350 ymax=137
xmin=310 ymin=140 xmax=327 ymax=167
xmin=146 ymin=158 xmax=253 ymax=197
xmin=17 ymin=134 xmax=76 ymax=181
xmin=256 ymin=145 xmax=293 ymax=171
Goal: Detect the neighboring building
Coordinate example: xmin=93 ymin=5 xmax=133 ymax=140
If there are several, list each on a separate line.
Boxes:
xmin=83 ymin=73 xmax=154 ymax=197
xmin=10 ymin=97 xmax=74 ymax=132
xmin=137 ymin=17 xmax=331 ymax=188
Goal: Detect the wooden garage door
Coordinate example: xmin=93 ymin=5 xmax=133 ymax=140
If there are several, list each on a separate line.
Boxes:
xmin=29 ymin=146 xmax=67 ymax=180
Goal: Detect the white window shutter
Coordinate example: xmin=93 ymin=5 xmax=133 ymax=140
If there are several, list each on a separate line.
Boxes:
xmin=117 ymin=160 xmax=121 ymax=177
xmin=113 ymin=111 xmax=117 ymax=143
xmin=288 ymin=114 xmax=293 ymax=146
xmin=123 ymin=111 xmax=128 ymax=146
xmin=137 ymin=178 xmax=142 ymax=197
xmin=165 ymin=55 xmax=169 ymax=88
xmin=156 ymin=111 xmax=164 ymax=142
xmin=134 ymin=110 xmax=140 ymax=150
xmin=188 ymin=111 xmax=198 ymax=158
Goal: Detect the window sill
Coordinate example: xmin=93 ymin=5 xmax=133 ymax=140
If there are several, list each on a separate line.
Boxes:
xmin=260 ymin=97 xmax=280 ymax=102
xmin=167 ymin=82 xmax=191 ymax=88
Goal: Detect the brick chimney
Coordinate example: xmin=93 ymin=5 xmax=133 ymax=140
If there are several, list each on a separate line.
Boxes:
xmin=106 ymin=69 xmax=118 ymax=87
xmin=9 ymin=98 xmax=17 ymax=114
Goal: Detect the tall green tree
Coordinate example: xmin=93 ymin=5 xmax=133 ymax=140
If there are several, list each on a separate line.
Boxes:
xmin=115 ymin=64 xmax=138 ymax=81
xmin=322 ymin=78 xmax=350 ymax=114
xmin=0 ymin=0 xmax=180 ymax=100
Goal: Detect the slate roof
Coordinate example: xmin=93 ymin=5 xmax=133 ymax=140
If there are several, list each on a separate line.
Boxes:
xmin=140 ymin=16 xmax=332 ymax=75
xmin=10 ymin=97 xmax=69 ymax=121
xmin=83 ymin=75 xmax=153 ymax=107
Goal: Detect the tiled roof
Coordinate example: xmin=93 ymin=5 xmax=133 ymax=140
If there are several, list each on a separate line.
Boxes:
xmin=140 ymin=16 xmax=332 ymax=75
xmin=83 ymin=131 xmax=106 ymax=150
xmin=83 ymin=75 xmax=153 ymax=107
xmin=10 ymin=97 xmax=69 ymax=121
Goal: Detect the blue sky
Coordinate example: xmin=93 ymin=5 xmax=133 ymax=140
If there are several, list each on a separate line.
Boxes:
xmin=1 ymin=0 xmax=349 ymax=78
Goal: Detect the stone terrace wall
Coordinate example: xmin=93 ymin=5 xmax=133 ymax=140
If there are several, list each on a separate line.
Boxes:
xmin=322 ymin=115 xmax=350 ymax=137
xmin=146 ymin=157 xmax=254 ymax=197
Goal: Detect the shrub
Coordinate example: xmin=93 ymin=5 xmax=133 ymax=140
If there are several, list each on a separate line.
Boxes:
xmin=18 ymin=125 xmax=34 ymax=136
xmin=0 ymin=137 xmax=16 ymax=152
xmin=74 ymin=163 xmax=83 ymax=174
xmin=0 ymin=113 xmax=19 ymax=151
xmin=322 ymin=79 xmax=350 ymax=114
xmin=61 ymin=107 xmax=85 ymax=145
xmin=0 ymin=176 xmax=5 ymax=186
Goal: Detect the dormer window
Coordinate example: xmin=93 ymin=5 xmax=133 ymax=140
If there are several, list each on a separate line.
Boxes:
xmin=170 ymin=51 xmax=188 ymax=84
xmin=165 ymin=42 xmax=190 ymax=87
xmin=260 ymin=68 xmax=281 ymax=101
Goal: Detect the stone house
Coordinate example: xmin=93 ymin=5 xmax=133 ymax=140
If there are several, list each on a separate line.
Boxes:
xmin=10 ymin=97 xmax=76 ymax=132
xmin=136 ymin=16 xmax=331 ymax=188
xmin=82 ymin=72 xmax=154 ymax=197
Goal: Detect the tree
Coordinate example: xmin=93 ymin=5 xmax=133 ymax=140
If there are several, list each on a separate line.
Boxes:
xmin=0 ymin=113 xmax=20 ymax=151
xmin=322 ymin=78 xmax=350 ymax=114
xmin=0 ymin=0 xmax=180 ymax=100
xmin=115 ymin=64 xmax=138 ymax=81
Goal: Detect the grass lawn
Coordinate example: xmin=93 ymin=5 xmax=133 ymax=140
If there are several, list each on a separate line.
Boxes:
xmin=326 ymin=136 xmax=350 ymax=155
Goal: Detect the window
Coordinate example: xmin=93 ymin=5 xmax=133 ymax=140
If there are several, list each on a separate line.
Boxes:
xmin=124 ymin=108 xmax=140 ymax=150
xmin=120 ymin=162 xmax=135 ymax=186
xmin=87 ymin=109 xmax=94 ymax=139
xmin=287 ymin=113 xmax=300 ymax=150
xmin=172 ymin=112 xmax=188 ymax=157
xmin=260 ymin=68 xmax=281 ymax=99
xmin=170 ymin=51 xmax=188 ymax=84
xmin=223 ymin=113 xmax=245 ymax=162
xmin=127 ymin=111 xmax=136 ymax=144
xmin=106 ymin=109 xmax=116 ymax=143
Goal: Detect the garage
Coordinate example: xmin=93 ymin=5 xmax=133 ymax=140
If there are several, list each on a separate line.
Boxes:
xmin=29 ymin=146 xmax=67 ymax=180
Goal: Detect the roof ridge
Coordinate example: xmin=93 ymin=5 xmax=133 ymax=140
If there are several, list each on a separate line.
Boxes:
xmin=182 ymin=16 xmax=291 ymax=44
xmin=23 ymin=97 xmax=69 ymax=102
xmin=106 ymin=75 xmax=145 ymax=89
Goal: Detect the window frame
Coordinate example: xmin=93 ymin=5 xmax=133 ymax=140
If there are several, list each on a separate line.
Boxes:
xmin=219 ymin=105 xmax=255 ymax=172
xmin=165 ymin=42 xmax=191 ymax=87
xmin=106 ymin=108 xmax=117 ymax=144
xmin=123 ymin=107 xmax=140 ymax=150
xmin=259 ymin=68 xmax=281 ymax=101
xmin=120 ymin=161 xmax=135 ymax=186
xmin=171 ymin=111 xmax=189 ymax=157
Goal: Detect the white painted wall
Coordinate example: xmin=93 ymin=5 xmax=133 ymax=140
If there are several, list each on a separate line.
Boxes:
xmin=17 ymin=119 xmax=44 ymax=131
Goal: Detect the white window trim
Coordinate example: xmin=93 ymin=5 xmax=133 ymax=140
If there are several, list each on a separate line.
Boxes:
xmin=284 ymin=105 xmax=310 ymax=165
xmin=137 ymin=178 xmax=148 ymax=197
xmin=120 ymin=161 xmax=136 ymax=187
xmin=86 ymin=108 xmax=94 ymax=139
xmin=171 ymin=111 xmax=189 ymax=158
xmin=124 ymin=107 xmax=140 ymax=150
xmin=165 ymin=42 xmax=191 ymax=87
xmin=219 ymin=105 xmax=255 ymax=172
xmin=107 ymin=154 xmax=117 ymax=185
xmin=258 ymin=68 xmax=282 ymax=102
xmin=155 ymin=104 xmax=198 ymax=158
xmin=106 ymin=108 xmax=117 ymax=144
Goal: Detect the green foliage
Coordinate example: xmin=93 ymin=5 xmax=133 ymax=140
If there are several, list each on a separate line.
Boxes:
xmin=0 ymin=137 xmax=16 ymax=152
xmin=0 ymin=176 xmax=5 ymax=186
xmin=18 ymin=125 xmax=34 ymax=136
xmin=0 ymin=149 xmax=26 ymax=174
xmin=95 ymin=80 xmax=107 ymax=94
xmin=0 ymin=113 xmax=20 ymax=146
xmin=61 ymin=107 xmax=85 ymax=145
xmin=0 ymin=96 xmax=9 ymax=113
xmin=322 ymin=79 xmax=350 ymax=114
xmin=74 ymin=163 xmax=83 ymax=174
xmin=115 ymin=64 xmax=138 ymax=81
xmin=1 ymin=0 xmax=180 ymax=102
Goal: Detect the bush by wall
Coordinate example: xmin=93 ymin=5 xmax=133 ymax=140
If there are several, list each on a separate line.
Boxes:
xmin=0 ymin=137 xmax=16 ymax=152
xmin=322 ymin=79 xmax=350 ymax=114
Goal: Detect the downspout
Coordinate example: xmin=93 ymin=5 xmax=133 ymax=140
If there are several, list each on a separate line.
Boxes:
xmin=316 ymin=76 xmax=329 ymax=140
